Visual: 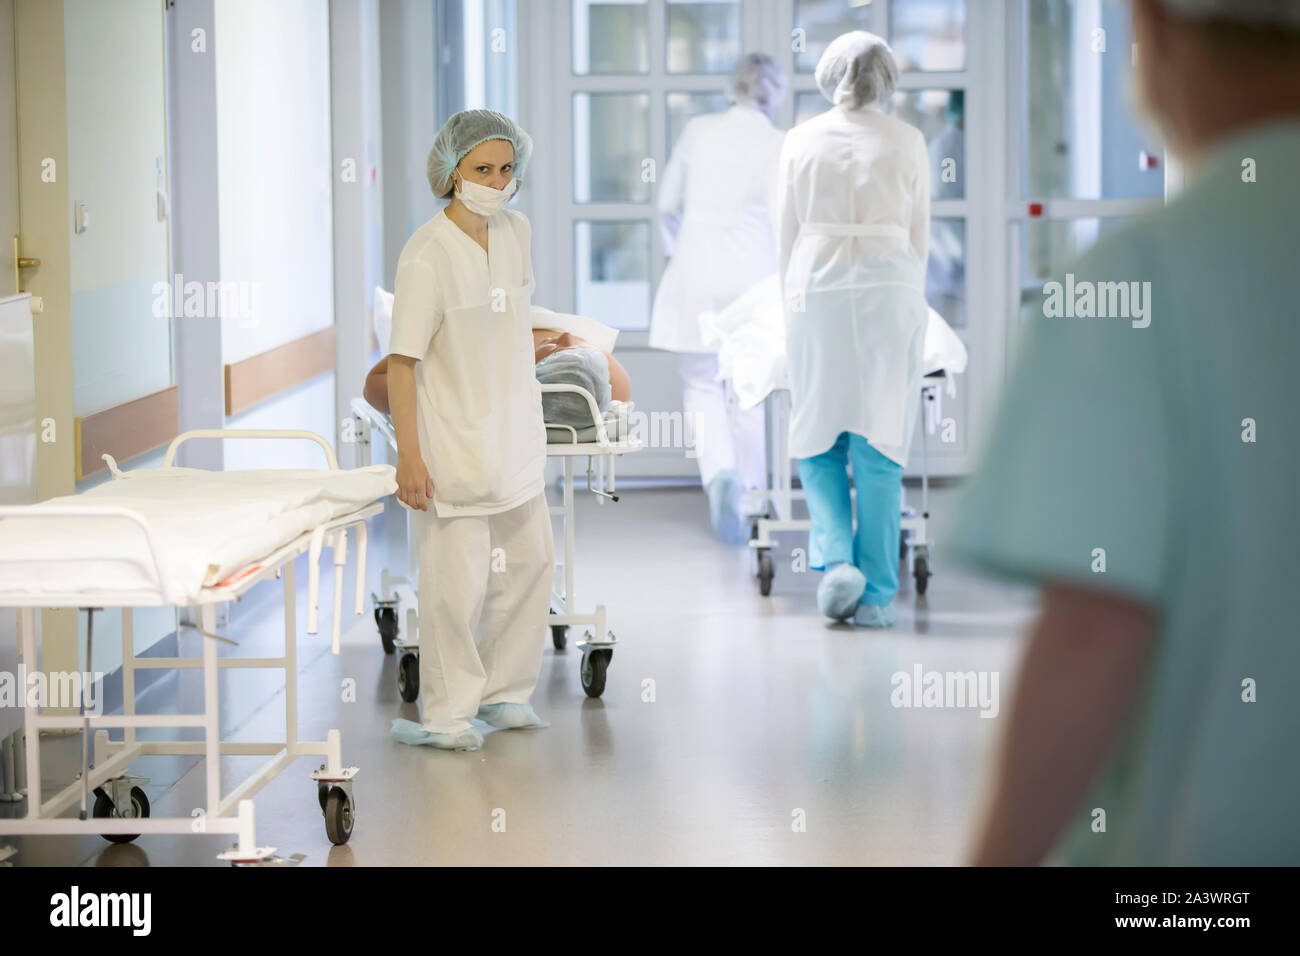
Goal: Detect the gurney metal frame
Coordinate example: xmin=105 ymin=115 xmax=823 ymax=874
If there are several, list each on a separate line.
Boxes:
xmin=0 ymin=430 xmax=379 ymax=864
xmin=747 ymin=376 xmax=947 ymax=597
xmin=349 ymin=388 xmax=643 ymax=699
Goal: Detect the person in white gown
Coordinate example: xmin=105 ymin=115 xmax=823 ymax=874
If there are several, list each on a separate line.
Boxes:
xmin=776 ymin=32 xmax=931 ymax=628
xmin=650 ymin=53 xmax=789 ymax=544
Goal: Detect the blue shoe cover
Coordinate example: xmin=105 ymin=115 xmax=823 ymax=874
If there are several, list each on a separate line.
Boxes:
xmin=476 ymin=702 xmax=550 ymax=729
xmin=853 ymin=603 xmax=897 ymax=629
xmin=390 ymin=718 xmax=483 ymax=750
xmin=706 ymin=469 xmax=747 ymax=546
xmin=817 ymin=563 xmax=867 ymax=621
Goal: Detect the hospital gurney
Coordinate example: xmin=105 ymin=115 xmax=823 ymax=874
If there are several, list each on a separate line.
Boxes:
xmin=700 ymin=273 xmax=967 ymax=598
xmin=748 ymin=374 xmax=948 ymax=597
xmin=349 ymin=388 xmax=643 ymax=700
xmin=0 ymin=430 xmax=393 ymax=864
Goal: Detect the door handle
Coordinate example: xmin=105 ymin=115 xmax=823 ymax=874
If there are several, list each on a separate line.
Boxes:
xmin=12 ymin=235 xmax=40 ymax=294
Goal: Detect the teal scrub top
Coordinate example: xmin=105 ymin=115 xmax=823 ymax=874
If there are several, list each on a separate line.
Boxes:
xmin=949 ymin=118 xmax=1300 ymax=865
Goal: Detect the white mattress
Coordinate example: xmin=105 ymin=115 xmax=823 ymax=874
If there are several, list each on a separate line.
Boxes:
xmin=0 ymin=465 xmax=396 ymax=605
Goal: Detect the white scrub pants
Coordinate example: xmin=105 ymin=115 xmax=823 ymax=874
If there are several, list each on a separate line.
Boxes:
xmin=678 ymin=352 xmax=766 ymax=493
xmin=412 ymin=492 xmax=553 ymax=734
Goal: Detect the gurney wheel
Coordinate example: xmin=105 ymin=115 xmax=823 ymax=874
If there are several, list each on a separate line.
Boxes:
xmin=375 ymin=607 xmax=398 ymax=655
xmin=92 ymin=786 xmax=150 ymax=844
xmin=914 ymin=555 xmax=931 ymax=596
xmin=757 ymin=550 xmax=774 ymax=597
xmin=324 ymin=788 xmax=354 ymax=845
xmin=398 ymin=652 xmax=420 ymax=702
xmin=581 ymin=649 xmax=611 ymax=698
xmin=551 ymin=624 xmax=568 ymax=650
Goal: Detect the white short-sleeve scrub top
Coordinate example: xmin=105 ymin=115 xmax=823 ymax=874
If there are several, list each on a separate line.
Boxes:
xmin=388 ymin=206 xmax=545 ymax=518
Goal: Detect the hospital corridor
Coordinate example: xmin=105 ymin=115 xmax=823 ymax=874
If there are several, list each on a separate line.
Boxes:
xmin=0 ymin=0 xmax=1297 ymax=931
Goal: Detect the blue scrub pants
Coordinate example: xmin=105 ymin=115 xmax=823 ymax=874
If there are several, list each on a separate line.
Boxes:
xmin=796 ymin=431 xmax=903 ymax=607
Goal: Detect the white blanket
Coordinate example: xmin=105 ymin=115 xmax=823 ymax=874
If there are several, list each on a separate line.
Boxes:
xmin=699 ymin=273 xmax=969 ymax=411
xmin=0 ymin=465 xmax=396 ymax=605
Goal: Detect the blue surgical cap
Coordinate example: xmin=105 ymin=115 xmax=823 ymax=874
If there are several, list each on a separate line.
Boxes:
xmin=427 ymin=109 xmax=534 ymax=198
xmin=536 ymin=348 xmax=612 ymax=428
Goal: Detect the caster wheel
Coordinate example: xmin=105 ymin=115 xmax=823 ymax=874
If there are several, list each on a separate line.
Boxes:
xmin=551 ymin=624 xmax=568 ymax=650
xmin=397 ymin=652 xmax=420 ymax=702
xmin=899 ymin=532 xmax=908 ymax=562
xmin=374 ymin=607 xmax=398 ymax=654
xmin=92 ymin=786 xmax=150 ymax=844
xmin=323 ymin=788 xmax=354 ymax=845
xmin=914 ymin=554 xmax=931 ymax=596
xmin=757 ymin=550 xmax=774 ymax=597
xmin=580 ymin=649 xmax=612 ymax=698
xmin=317 ymin=782 xmax=330 ymax=811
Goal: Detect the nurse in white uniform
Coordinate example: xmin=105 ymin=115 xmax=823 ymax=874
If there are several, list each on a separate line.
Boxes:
xmin=387 ymin=109 xmax=553 ymax=750
xmin=650 ymin=53 xmax=789 ymax=545
xmin=776 ymin=33 xmax=930 ymax=628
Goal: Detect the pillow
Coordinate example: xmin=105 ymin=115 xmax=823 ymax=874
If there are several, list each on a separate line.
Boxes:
xmin=530 ymin=305 xmax=618 ymax=354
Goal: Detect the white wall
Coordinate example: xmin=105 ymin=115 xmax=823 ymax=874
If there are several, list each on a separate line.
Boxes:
xmin=224 ymin=373 xmax=337 ymax=471
xmin=65 ymin=0 xmax=171 ymax=418
xmin=215 ymin=0 xmax=334 ymax=363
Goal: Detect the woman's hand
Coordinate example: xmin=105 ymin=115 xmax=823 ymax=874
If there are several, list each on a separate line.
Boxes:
xmin=396 ymin=454 xmax=434 ymax=511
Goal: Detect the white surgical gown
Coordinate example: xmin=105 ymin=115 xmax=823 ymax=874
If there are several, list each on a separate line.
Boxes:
xmin=649 ymin=104 xmax=786 ymax=354
xmin=776 ymin=102 xmax=931 ymax=467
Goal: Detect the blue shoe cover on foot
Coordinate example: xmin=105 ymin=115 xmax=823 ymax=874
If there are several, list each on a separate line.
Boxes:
xmin=706 ymin=469 xmax=747 ymax=546
xmin=853 ymin=603 xmax=897 ymax=629
xmin=390 ymin=718 xmax=483 ymax=750
xmin=475 ymin=702 xmax=550 ymax=729
xmin=818 ymin=563 xmax=867 ymax=621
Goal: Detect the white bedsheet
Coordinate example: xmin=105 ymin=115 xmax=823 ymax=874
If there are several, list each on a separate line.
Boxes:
xmin=699 ymin=272 xmax=969 ymax=410
xmin=0 ymin=465 xmax=396 ymax=604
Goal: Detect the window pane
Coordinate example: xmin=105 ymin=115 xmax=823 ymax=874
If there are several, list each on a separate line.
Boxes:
xmin=1023 ymin=0 xmax=1162 ymax=199
xmin=667 ymin=0 xmax=741 ymax=74
xmin=666 ymin=91 xmax=731 ymax=153
xmin=794 ymin=90 xmax=828 ymax=125
xmin=889 ymin=0 xmax=966 ymax=72
xmin=573 ymin=0 xmax=649 ymax=75
xmin=1018 ymin=217 xmax=1136 ymax=321
xmin=575 ymin=220 xmax=652 ymax=330
xmin=927 ymin=219 xmax=967 ymax=328
xmin=574 ymin=92 xmax=651 ymax=203
xmin=792 ymin=0 xmax=872 ymax=74
xmin=892 ymin=88 xmax=965 ymax=199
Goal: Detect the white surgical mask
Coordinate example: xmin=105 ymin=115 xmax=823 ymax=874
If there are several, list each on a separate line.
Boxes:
xmin=454 ymin=175 xmax=518 ymax=216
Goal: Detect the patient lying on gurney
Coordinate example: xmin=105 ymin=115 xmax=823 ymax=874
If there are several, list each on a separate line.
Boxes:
xmin=363 ymin=329 xmax=630 ymax=429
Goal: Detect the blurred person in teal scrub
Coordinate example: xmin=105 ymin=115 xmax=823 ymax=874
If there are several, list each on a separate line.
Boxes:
xmin=953 ymin=0 xmax=1300 ymax=865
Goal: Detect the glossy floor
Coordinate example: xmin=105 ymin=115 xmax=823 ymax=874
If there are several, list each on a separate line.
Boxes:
xmin=3 ymin=484 xmax=1038 ymax=866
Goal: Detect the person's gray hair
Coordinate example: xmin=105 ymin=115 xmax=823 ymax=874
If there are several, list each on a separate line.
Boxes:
xmin=729 ymin=53 xmax=789 ymax=118
xmin=1157 ymin=0 xmax=1300 ymax=29
xmin=814 ymin=31 xmax=899 ymax=110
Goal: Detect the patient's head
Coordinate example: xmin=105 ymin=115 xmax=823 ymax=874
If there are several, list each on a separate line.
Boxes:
xmin=534 ymin=330 xmax=590 ymax=363
xmin=535 ymin=347 xmax=612 ymax=427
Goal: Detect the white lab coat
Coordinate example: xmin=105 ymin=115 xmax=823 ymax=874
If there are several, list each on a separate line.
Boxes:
xmin=650 ymin=105 xmax=786 ymax=353
xmin=776 ymin=103 xmax=931 ymax=467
